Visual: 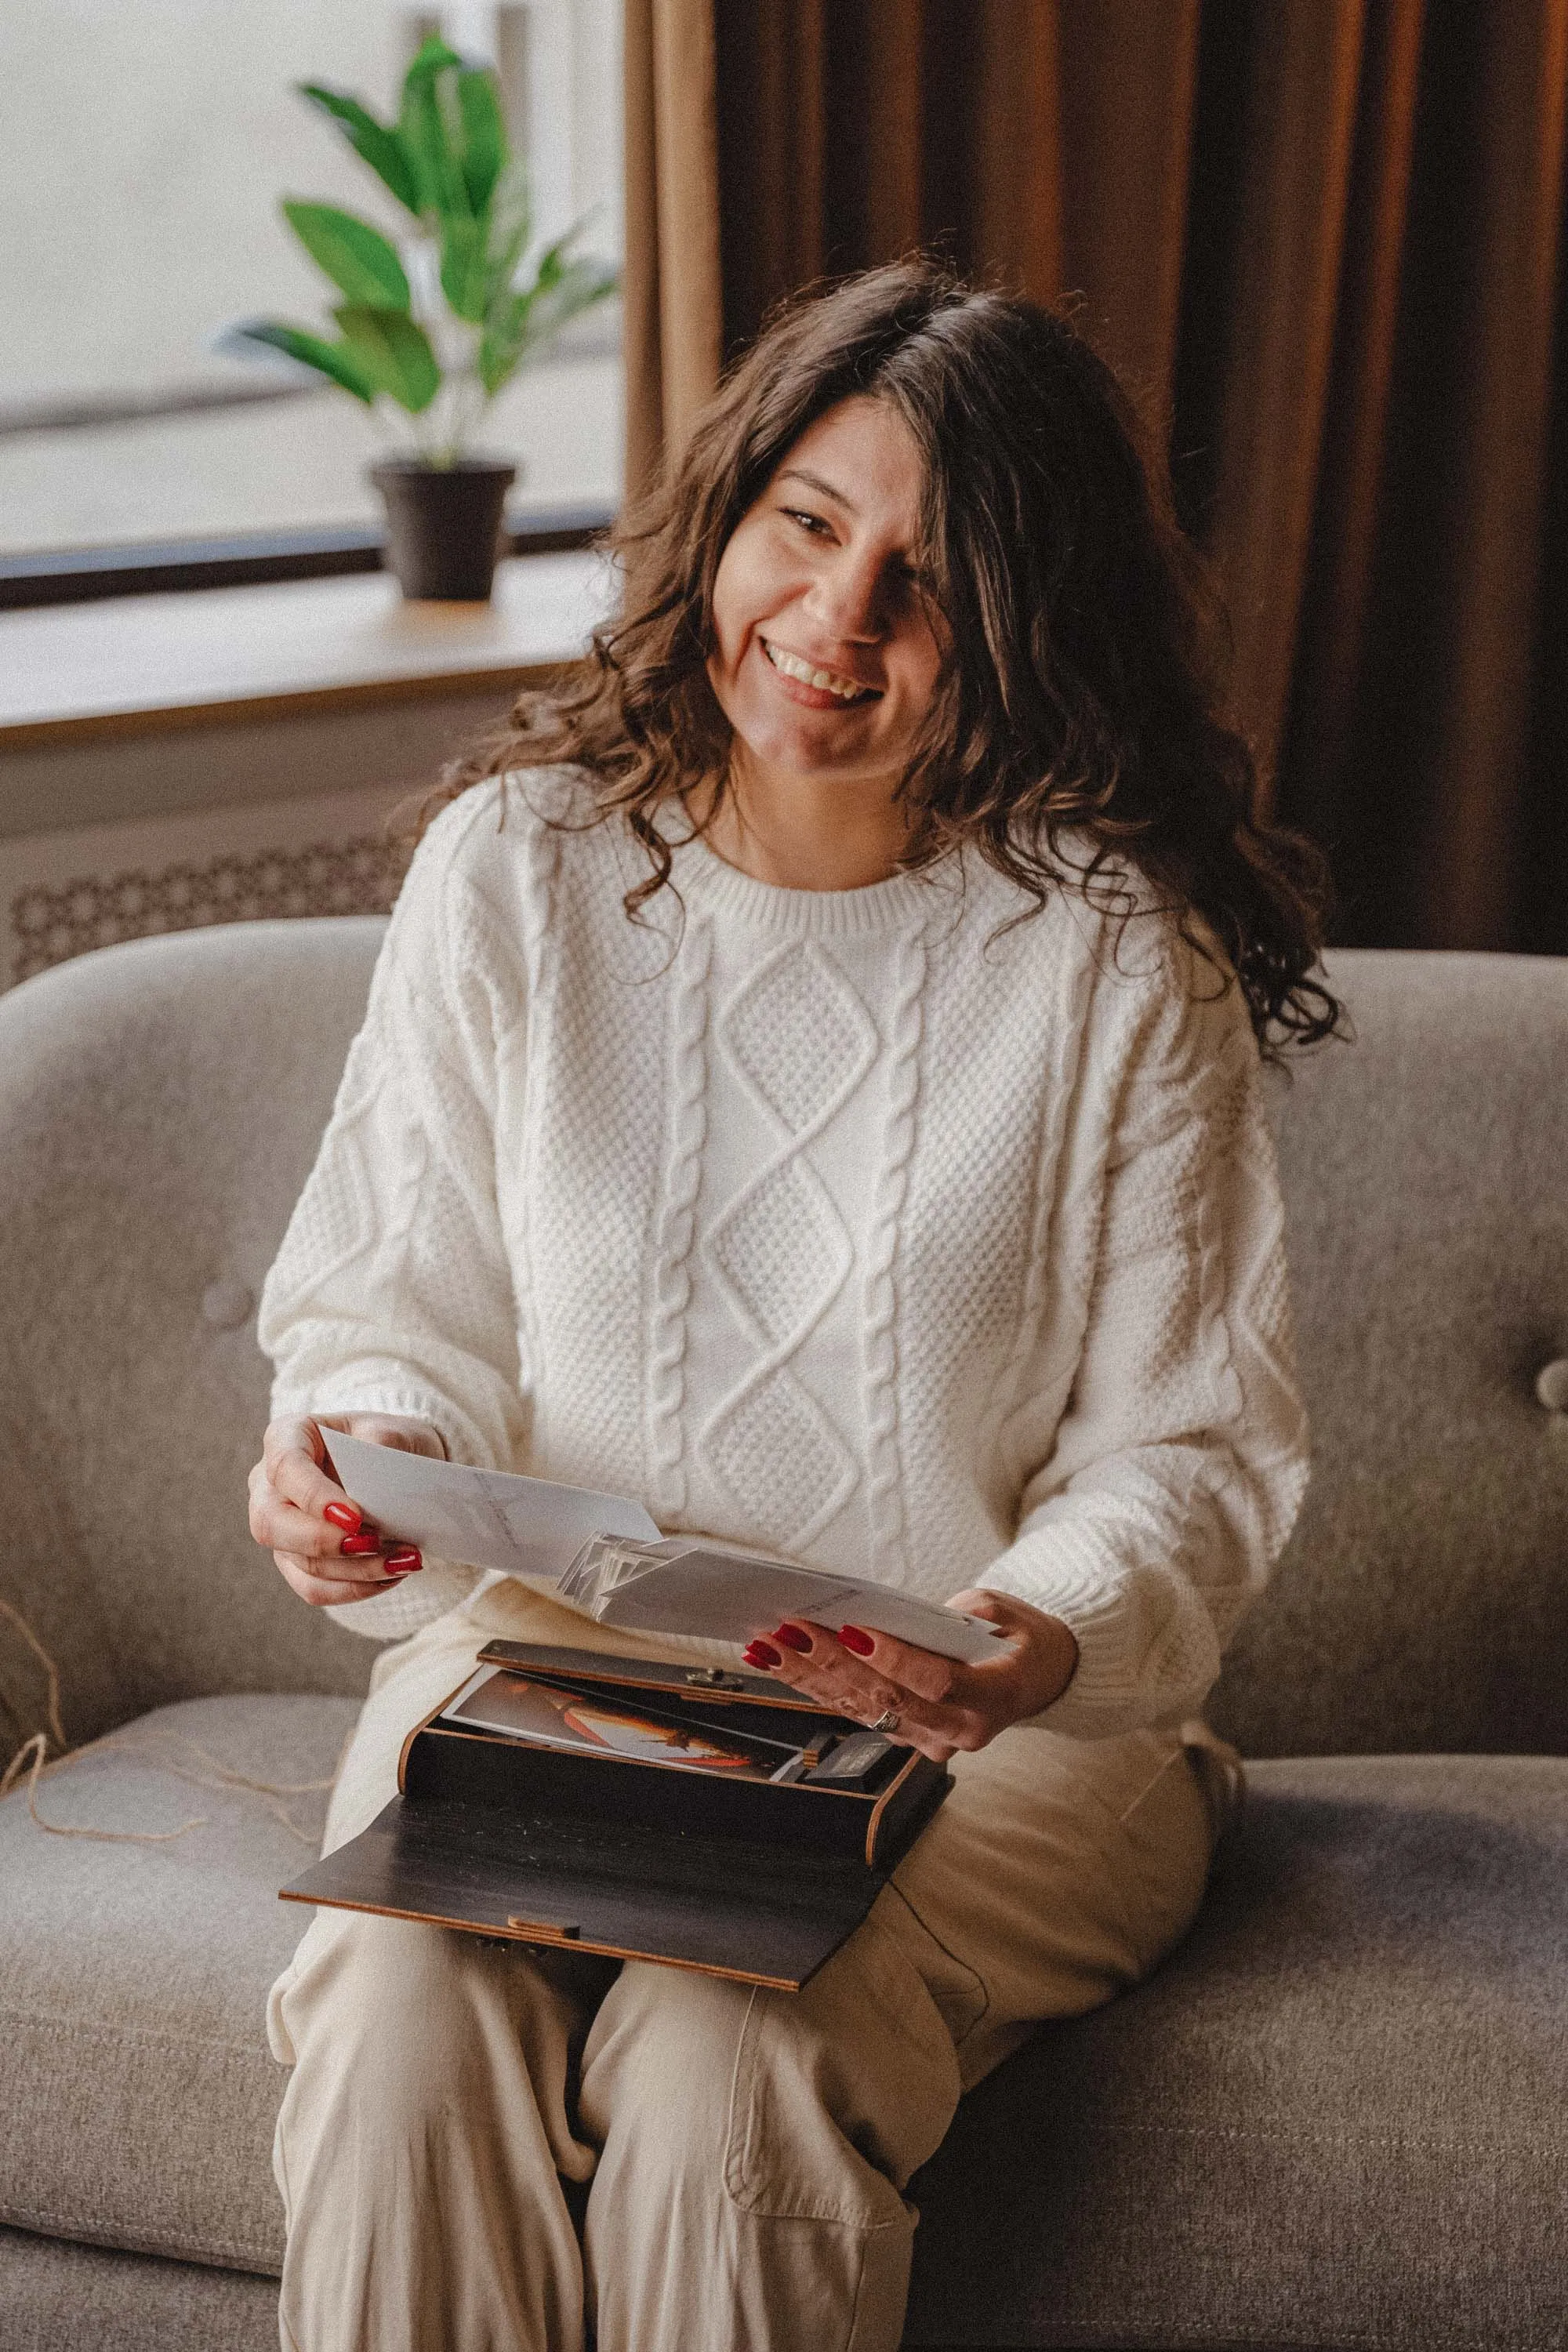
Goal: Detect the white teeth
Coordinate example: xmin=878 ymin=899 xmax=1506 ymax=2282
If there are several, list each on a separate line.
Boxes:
xmin=763 ymin=640 xmax=874 ymax=700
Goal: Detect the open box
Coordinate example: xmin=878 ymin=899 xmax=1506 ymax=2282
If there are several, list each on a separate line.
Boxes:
xmin=281 ymin=1640 xmax=952 ymax=1990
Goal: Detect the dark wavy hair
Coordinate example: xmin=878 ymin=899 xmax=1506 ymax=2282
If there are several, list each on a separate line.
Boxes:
xmin=430 ymin=260 xmax=1341 ymax=1052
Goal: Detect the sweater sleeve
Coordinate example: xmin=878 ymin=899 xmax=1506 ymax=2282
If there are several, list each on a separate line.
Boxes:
xmin=977 ymin=945 xmax=1311 ymax=1737
xmin=257 ymin=789 xmax=531 ymax=1638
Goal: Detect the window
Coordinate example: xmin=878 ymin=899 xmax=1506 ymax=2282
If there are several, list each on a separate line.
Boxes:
xmin=0 ymin=2 xmax=622 ymax=575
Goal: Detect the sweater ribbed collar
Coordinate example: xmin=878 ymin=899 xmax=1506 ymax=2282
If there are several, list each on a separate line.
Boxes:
xmin=673 ymin=833 xmax=960 ymax=938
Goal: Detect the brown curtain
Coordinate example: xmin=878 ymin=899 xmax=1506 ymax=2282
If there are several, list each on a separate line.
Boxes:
xmin=622 ymin=0 xmax=724 ymax=494
xmin=625 ymin=0 xmax=1568 ymax=954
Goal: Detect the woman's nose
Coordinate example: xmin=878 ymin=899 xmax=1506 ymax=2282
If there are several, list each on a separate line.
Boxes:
xmin=806 ymin=550 xmax=884 ymax=642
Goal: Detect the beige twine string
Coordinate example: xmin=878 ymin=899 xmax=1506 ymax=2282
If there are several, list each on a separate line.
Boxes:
xmin=0 ymin=1595 xmax=335 ymax=1847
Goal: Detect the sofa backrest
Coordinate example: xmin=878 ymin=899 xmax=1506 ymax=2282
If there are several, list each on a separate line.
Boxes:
xmin=1213 ymin=949 xmax=1568 ymax=1756
xmin=1 ymin=922 xmax=1563 ymax=1757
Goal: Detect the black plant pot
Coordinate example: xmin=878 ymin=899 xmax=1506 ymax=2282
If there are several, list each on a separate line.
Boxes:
xmin=370 ymin=458 xmax=517 ymax=601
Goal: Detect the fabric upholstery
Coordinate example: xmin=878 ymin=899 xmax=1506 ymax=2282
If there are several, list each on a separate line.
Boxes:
xmin=1218 ymin=950 xmax=1568 ymax=1756
xmin=0 ymin=2225 xmax=277 ymax=2352
xmin=905 ymin=1752 xmax=1568 ymax=2352
xmin=0 ymin=1692 xmax=358 ymax=2277
xmin=0 ymin=923 xmax=380 ymax=1756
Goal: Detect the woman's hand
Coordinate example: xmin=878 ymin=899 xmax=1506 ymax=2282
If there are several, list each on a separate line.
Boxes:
xmin=739 ymin=1589 xmax=1079 ymax=1763
xmin=248 ymin=1412 xmax=445 ymax=1607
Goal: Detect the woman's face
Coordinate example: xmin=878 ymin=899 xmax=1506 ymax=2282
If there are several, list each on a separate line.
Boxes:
xmin=706 ymin=396 xmax=944 ymax=801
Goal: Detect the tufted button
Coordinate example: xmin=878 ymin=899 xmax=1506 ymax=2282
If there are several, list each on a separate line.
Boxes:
xmin=1536 ymin=1359 xmax=1568 ymax=1413
xmin=201 ymin=1277 xmax=254 ymax=1330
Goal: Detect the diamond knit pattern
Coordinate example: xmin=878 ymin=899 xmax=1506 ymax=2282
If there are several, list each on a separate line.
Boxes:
xmin=724 ymin=942 xmax=876 ymax=1133
xmin=709 ymin=1160 xmax=852 ymax=1350
xmin=700 ymin=943 xmax=877 ymax=1551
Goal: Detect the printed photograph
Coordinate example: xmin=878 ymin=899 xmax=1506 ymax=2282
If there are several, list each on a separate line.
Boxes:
xmin=442 ymin=1669 xmax=775 ymax=1780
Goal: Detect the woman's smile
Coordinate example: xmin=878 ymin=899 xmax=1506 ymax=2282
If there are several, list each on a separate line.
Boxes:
xmin=757 ymin=635 xmax=884 ymax=706
xmin=706 ymin=394 xmax=944 ymax=800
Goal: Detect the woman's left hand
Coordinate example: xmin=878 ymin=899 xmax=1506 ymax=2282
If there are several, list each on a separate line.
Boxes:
xmin=741 ymin=1590 xmax=1080 ymax=1762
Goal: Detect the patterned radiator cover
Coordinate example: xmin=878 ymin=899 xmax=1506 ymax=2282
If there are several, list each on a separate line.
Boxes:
xmin=2 ymin=779 xmax=412 ymax=994
xmin=10 ymin=834 xmax=407 ymax=987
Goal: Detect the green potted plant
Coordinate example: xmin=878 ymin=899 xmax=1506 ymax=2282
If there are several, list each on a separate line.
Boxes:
xmin=227 ymin=36 xmax=617 ymax=601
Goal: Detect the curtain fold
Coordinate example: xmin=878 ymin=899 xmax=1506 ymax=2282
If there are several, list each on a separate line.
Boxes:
xmin=1057 ymin=0 xmax=1200 ymax=419
xmin=624 ymin=0 xmax=1568 ymax=954
xmin=1415 ymin=0 xmax=1568 ymax=947
xmin=1196 ymin=1 xmax=1367 ymax=804
xmin=623 ymin=0 xmax=724 ymax=499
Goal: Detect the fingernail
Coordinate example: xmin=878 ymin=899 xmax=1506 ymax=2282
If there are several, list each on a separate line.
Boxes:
xmin=837 ymin=1625 xmax=876 ymax=1657
xmin=772 ymin=1622 xmax=811 ymax=1653
xmin=324 ymin=1500 xmax=361 ymax=1533
xmin=742 ymin=1641 xmax=781 ymax=1669
xmin=383 ymin=1545 xmax=423 ymax=1570
xmin=339 ymin=1531 xmax=382 ymax=1556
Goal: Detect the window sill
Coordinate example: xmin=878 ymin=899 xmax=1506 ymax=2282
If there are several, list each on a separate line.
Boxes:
xmin=0 ymin=550 xmax=614 ymax=749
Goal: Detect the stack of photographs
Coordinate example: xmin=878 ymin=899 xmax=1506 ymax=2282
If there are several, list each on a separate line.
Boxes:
xmin=439 ymin=1667 xmax=900 ymax=1792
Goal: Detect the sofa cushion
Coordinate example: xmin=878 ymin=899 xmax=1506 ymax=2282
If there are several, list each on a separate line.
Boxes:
xmin=12 ymin=1728 xmax=1563 ymax=2347
xmin=0 ymin=1693 xmax=358 ymax=2276
xmin=0 ymin=2223 xmax=278 ymax=2352
xmin=905 ymin=1752 xmax=1568 ymax=2351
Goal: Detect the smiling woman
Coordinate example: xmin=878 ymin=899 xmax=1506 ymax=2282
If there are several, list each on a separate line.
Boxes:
xmin=430 ymin=258 xmax=1335 ymax=1047
xmin=250 ymin=260 xmax=1338 ymax=2352
xmin=701 ymin=398 xmax=945 ymax=889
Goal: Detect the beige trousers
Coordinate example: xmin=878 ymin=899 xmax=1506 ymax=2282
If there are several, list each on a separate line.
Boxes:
xmin=268 ymin=1581 xmax=1232 ymax=2352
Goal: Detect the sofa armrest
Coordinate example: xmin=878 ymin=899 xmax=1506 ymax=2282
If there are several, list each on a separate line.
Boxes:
xmin=0 ymin=923 xmax=385 ymax=1757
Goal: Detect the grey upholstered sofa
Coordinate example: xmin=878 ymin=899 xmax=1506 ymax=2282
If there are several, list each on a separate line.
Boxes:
xmin=2 ymin=920 xmax=1564 ymax=2352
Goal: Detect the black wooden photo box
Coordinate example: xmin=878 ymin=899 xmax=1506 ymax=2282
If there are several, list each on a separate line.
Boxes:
xmin=283 ymin=1641 xmax=952 ymax=1990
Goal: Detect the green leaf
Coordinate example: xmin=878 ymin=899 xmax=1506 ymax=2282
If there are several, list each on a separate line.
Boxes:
xmin=405 ymin=32 xmax=464 ymax=82
xmin=297 ymin=83 xmax=419 ymax=217
xmin=440 ymin=214 xmax=491 ymax=323
xmin=226 ymin=318 xmax=380 ymax=405
xmin=399 ymin=37 xmax=469 ymax=219
xmin=485 ymin=156 xmax=532 ymax=287
xmin=281 ymin=202 xmax=410 ymax=310
xmin=478 ymin=256 xmax=619 ymax=395
xmin=456 ymin=67 xmax=507 ymax=212
xmin=335 ymin=304 xmax=441 ymax=412
xmin=477 ymin=318 xmax=523 ymax=396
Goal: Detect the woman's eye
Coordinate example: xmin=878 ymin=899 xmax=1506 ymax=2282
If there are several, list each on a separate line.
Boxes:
xmin=784 ymin=507 xmax=832 ymax=538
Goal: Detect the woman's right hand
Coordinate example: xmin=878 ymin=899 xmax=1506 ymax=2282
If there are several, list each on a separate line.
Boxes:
xmin=248 ymin=1412 xmax=445 ymax=1606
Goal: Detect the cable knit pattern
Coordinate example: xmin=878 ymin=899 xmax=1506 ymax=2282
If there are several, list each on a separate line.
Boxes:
xmin=260 ymin=771 xmax=1310 ymax=1734
xmin=644 ymin=915 xmax=712 ymax=1523
xmin=860 ymin=924 xmax=926 ymax=1587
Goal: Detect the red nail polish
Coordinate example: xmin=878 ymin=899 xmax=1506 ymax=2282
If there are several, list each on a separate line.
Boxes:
xmin=743 ymin=1641 xmax=781 ymax=1669
xmin=383 ymin=1545 xmax=422 ymax=1570
xmin=837 ymin=1625 xmax=876 ymax=1657
xmin=323 ymin=1499 xmax=361 ymax=1533
xmin=772 ymin=1622 xmax=811 ymax=1653
xmin=339 ymin=1531 xmax=382 ymax=1556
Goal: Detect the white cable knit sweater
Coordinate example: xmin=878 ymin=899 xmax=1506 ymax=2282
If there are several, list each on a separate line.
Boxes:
xmin=260 ymin=771 xmax=1309 ymax=1737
